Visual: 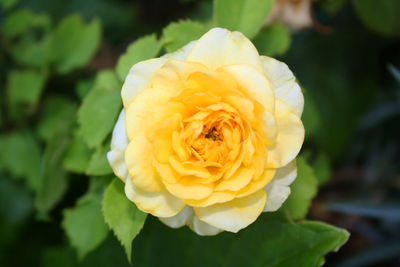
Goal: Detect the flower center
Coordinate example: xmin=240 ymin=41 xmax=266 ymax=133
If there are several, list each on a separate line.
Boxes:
xmin=204 ymin=126 xmax=222 ymax=141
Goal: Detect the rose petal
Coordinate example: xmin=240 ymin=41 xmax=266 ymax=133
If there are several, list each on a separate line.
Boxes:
xmin=125 ymin=132 xmax=164 ymax=192
xmin=186 ymin=28 xmax=263 ymax=72
xmin=159 ymin=206 xmax=193 ymax=228
xmin=266 ymin=99 xmax=304 ymax=168
xmin=263 ymin=160 xmax=297 ymax=212
xmin=121 ymin=58 xmax=167 ymax=108
xmin=107 ymin=109 xmax=129 ymax=181
xmin=261 ymin=56 xmax=304 ymax=117
xmin=188 ymin=214 xmax=222 ymax=236
xmin=164 ymin=176 xmax=214 ymax=200
xmin=215 ymin=166 xmax=255 ymax=191
xmin=125 ymin=175 xmax=185 ymax=217
xmin=220 ymin=64 xmax=275 ymax=115
xmin=194 ymin=189 xmax=266 ymax=233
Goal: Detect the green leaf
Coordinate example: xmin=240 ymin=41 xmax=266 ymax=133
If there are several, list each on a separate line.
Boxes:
xmin=76 ymin=79 xmax=94 ymax=99
xmin=102 ymin=179 xmax=147 ymax=262
xmin=3 ymin=9 xmax=51 ymax=39
xmin=86 ymin=145 xmax=112 ymax=176
xmin=162 ymin=20 xmax=207 ymax=53
xmin=4 ymin=10 xmax=51 ymax=67
xmin=133 ymin=213 xmax=349 ymax=266
xmin=36 ymin=96 xmax=77 ymax=141
xmin=253 ymin=23 xmax=291 ymax=56
xmin=0 ymin=131 xmax=41 ymax=190
xmin=0 ymin=0 xmax=19 ymax=9
xmin=35 ymin=132 xmax=70 ymax=214
xmin=62 ymin=191 xmax=109 ymax=260
xmin=115 ymin=34 xmax=161 ymax=81
xmin=214 ymin=0 xmax=274 ymax=38
xmin=7 ymin=70 xmax=47 ymax=105
xmin=78 ymin=70 xmax=121 ymax=148
xmin=282 ymin=157 xmax=318 ymax=220
xmin=50 ymin=14 xmax=101 ymax=74
xmin=354 ymin=0 xmax=400 ymax=36
xmin=63 ymin=133 xmax=92 ymax=174
xmin=11 ymin=35 xmax=52 ymax=68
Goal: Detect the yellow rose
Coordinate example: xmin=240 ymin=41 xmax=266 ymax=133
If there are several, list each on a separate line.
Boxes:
xmin=107 ymin=28 xmax=304 ymax=235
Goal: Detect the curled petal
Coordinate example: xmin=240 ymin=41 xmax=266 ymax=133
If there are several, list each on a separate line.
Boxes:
xmin=261 ymin=56 xmax=304 ymax=117
xmin=266 ymin=99 xmax=304 ymax=168
xmin=159 ymin=206 xmax=193 ymax=228
xmin=162 ymin=41 xmax=196 ymax=60
xmin=186 ymin=28 xmax=263 ymax=71
xmin=107 ymin=109 xmax=129 ymax=181
xmin=121 ymin=58 xmax=167 ymax=108
xmin=187 ymin=214 xmax=222 ymax=236
xmin=220 ymin=64 xmax=275 ymax=114
xmin=164 ymin=177 xmax=214 ymax=200
xmin=125 ymin=175 xmax=185 ymax=217
xmin=195 ymin=189 xmax=266 ymax=233
xmin=125 ymin=132 xmax=164 ymax=192
xmin=263 ymin=160 xmax=297 ymax=212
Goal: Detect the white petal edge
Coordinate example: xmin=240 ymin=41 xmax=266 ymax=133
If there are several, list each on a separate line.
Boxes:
xmin=188 ymin=214 xmax=222 ymax=236
xmin=125 ymin=175 xmax=185 ymax=217
xmin=162 ymin=41 xmax=196 ymax=60
xmin=195 ymin=189 xmax=266 ymax=233
xmin=159 ymin=206 xmax=193 ymax=228
xmin=186 ymin=28 xmax=263 ymax=72
xmin=263 ymin=160 xmax=297 ymax=212
xmin=121 ymin=58 xmax=168 ymax=108
xmin=261 ymin=56 xmax=304 ymax=117
xmin=107 ymin=109 xmax=129 ymax=181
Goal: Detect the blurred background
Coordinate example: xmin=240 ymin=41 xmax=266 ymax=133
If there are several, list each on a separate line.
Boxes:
xmin=0 ymin=0 xmax=399 ymax=266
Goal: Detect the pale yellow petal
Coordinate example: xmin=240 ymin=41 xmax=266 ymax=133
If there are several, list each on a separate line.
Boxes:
xmin=220 ymin=64 xmax=275 ymax=114
xmin=266 ymin=99 xmax=304 ymax=168
xmin=195 ymin=189 xmax=266 ymax=233
xmin=236 ymin=169 xmax=276 ymax=198
xmin=125 ymin=133 xmax=164 ymax=192
xmin=107 ymin=109 xmax=129 ymax=181
xmin=186 ymin=28 xmax=263 ymax=71
xmin=162 ymin=41 xmax=196 ymax=60
xmin=121 ymin=58 xmax=167 ymax=108
xmin=263 ymin=160 xmax=297 ymax=212
xmin=187 ymin=215 xmax=222 ymax=236
xmin=125 ymin=88 xmax=171 ymax=140
xmin=159 ymin=206 xmax=193 ymax=228
xmin=125 ymin=175 xmax=185 ymax=217
xmin=215 ymin=166 xmax=254 ymax=191
xmin=261 ymin=56 xmax=304 ymax=117
xmin=184 ymin=191 xmax=236 ymax=207
xmin=164 ymin=177 xmax=214 ymax=200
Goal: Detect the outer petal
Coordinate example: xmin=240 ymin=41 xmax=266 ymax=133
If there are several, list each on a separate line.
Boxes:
xmin=188 ymin=215 xmax=222 ymax=236
xmin=263 ymin=160 xmax=297 ymax=212
xmin=121 ymin=58 xmax=167 ymax=108
xmin=162 ymin=41 xmax=196 ymax=60
xmin=186 ymin=28 xmax=263 ymax=72
xmin=107 ymin=109 xmax=129 ymax=181
xmin=159 ymin=206 xmax=193 ymax=228
xmin=220 ymin=64 xmax=275 ymax=115
xmin=266 ymin=99 xmax=304 ymax=168
xmin=261 ymin=56 xmax=304 ymax=117
xmin=125 ymin=175 xmax=185 ymax=217
xmin=195 ymin=189 xmax=266 ymax=233
xmin=125 ymin=132 xmax=164 ymax=192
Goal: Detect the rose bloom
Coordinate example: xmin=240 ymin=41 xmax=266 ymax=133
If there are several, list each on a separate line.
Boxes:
xmin=107 ymin=28 xmax=304 ymax=235
xmin=266 ymin=0 xmax=313 ymax=31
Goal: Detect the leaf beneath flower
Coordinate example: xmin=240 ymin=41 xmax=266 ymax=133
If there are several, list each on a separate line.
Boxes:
xmin=102 ymin=179 xmax=147 ymax=263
